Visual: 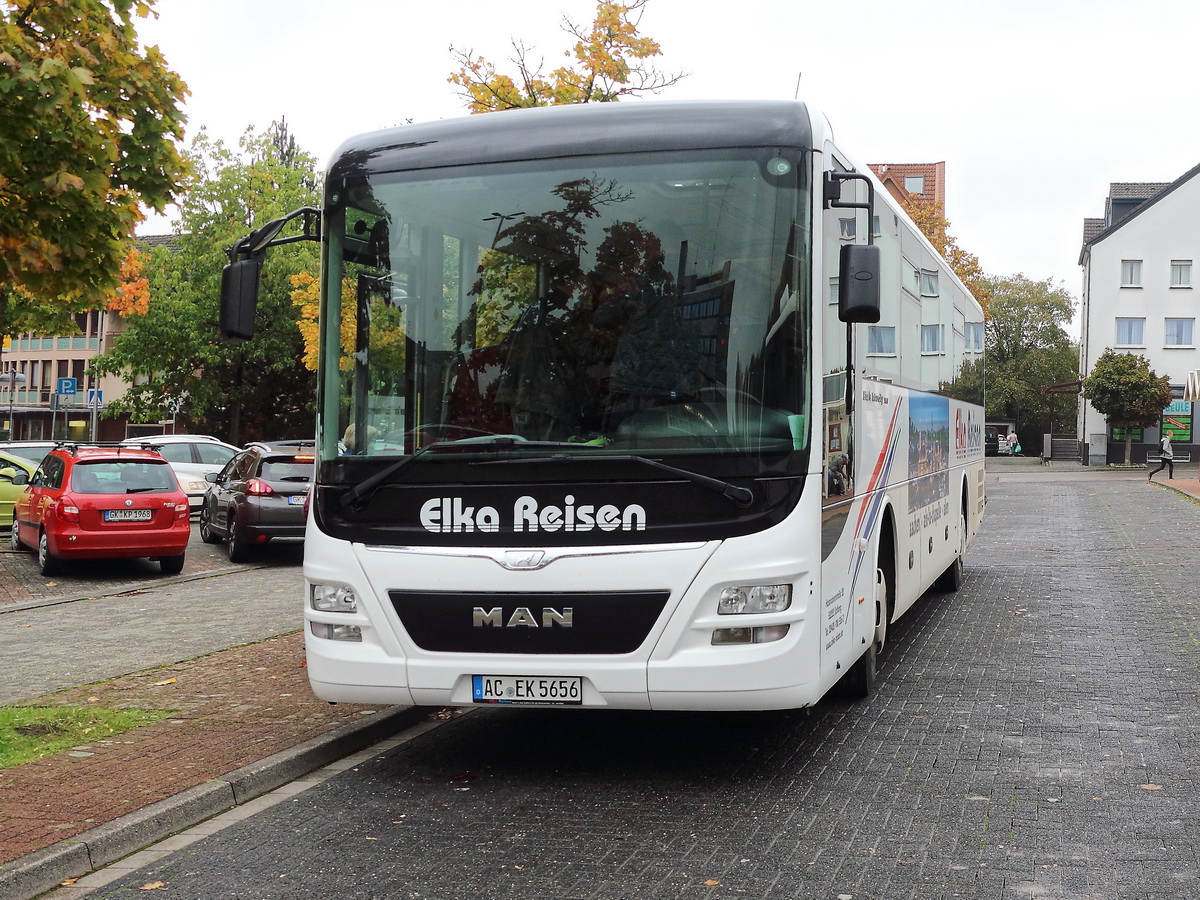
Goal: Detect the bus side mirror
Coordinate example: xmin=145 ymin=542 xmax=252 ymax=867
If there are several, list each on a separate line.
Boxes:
xmin=838 ymin=243 xmax=881 ymax=324
xmin=220 ymin=257 xmax=261 ymax=342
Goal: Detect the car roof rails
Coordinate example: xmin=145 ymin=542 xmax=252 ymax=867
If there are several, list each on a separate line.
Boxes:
xmin=52 ymin=440 xmax=167 ymax=456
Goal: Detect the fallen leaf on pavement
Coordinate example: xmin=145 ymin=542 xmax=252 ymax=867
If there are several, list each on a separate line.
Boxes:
xmin=1140 ymin=784 xmax=1163 ymax=791
xmin=704 ymin=880 xmax=720 ymax=886
xmin=139 ymin=882 xmax=166 ymax=891
xmin=153 ymin=678 xmax=177 ymax=686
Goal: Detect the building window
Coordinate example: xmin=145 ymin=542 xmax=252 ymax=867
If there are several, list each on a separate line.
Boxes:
xmin=919 ymin=270 xmax=939 ymax=297
xmin=1165 ymin=318 xmax=1195 ymax=346
xmin=920 ymin=324 xmax=945 ymax=353
xmin=829 ymin=278 xmax=839 ymax=305
xmin=965 ymin=322 xmax=985 ymax=351
xmin=839 ymin=218 xmax=856 ymax=240
xmin=867 ymin=326 xmax=896 ymax=355
xmin=1171 ymin=260 xmax=1192 ymax=288
xmin=1121 ymin=259 xmax=1142 ymax=287
xmin=1116 ymin=317 xmax=1145 ymax=346
xmin=904 ymin=175 xmax=925 ymax=195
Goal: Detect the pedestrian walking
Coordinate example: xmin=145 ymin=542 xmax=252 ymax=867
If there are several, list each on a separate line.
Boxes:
xmin=1006 ymin=431 xmax=1020 ymax=456
xmin=1149 ymin=431 xmax=1174 ymax=481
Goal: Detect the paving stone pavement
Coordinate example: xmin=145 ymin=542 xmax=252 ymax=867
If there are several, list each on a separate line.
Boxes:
xmin=18 ymin=460 xmax=1200 ymax=900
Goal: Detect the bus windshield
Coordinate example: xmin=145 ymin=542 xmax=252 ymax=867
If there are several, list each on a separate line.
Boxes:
xmin=323 ymin=149 xmax=811 ymax=479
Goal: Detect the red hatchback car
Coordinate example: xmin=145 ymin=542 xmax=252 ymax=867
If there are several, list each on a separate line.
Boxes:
xmin=11 ymin=443 xmax=191 ymax=576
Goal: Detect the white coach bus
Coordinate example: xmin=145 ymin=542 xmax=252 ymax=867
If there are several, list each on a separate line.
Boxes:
xmin=221 ymin=100 xmax=986 ymax=711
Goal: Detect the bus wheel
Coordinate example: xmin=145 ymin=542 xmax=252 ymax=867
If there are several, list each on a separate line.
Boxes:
xmin=839 ymin=638 xmax=876 ymax=701
xmin=873 ymin=565 xmax=889 ymax=653
xmin=936 ymin=509 xmax=966 ymax=592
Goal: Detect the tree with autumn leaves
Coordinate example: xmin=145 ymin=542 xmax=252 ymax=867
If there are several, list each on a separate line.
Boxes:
xmin=0 ymin=0 xmax=188 ymax=341
xmin=449 ymin=0 xmax=683 ymax=112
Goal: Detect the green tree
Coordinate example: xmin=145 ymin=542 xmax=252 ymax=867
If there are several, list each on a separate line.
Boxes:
xmin=0 ymin=0 xmax=188 ymax=339
xmin=942 ymin=274 xmax=1079 ymax=438
xmin=448 ymin=0 xmax=684 ymax=113
xmin=91 ymin=121 xmax=321 ymax=444
xmin=1082 ymin=348 xmax=1172 ymax=466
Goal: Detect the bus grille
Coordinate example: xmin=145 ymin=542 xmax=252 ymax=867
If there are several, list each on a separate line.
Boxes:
xmin=389 ymin=590 xmax=671 ymax=654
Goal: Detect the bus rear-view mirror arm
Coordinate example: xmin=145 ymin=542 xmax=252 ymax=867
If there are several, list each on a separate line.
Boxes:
xmin=219 ymin=206 xmax=321 ymax=342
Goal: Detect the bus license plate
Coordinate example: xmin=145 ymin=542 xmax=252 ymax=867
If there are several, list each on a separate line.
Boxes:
xmin=472 ymin=675 xmax=582 ymax=705
xmin=104 ymin=509 xmax=152 ymax=522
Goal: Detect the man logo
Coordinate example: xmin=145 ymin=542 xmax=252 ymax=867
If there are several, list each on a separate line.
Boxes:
xmin=473 ymin=607 xmax=573 ymax=628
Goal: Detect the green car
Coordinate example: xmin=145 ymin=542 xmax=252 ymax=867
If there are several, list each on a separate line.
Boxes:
xmin=0 ymin=450 xmax=35 ymax=528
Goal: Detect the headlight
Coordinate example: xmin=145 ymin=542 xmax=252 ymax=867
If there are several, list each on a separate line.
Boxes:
xmin=310 ymin=583 xmax=358 ymax=613
xmin=717 ymin=584 xmax=791 ymax=615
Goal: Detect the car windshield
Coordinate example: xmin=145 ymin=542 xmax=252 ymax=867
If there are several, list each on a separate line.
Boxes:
xmin=72 ymin=461 xmax=177 ymax=494
xmin=322 ymin=148 xmax=811 ymax=481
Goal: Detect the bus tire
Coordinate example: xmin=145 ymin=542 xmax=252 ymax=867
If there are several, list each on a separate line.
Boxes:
xmin=936 ymin=508 xmax=967 ymax=593
xmin=839 ymin=640 xmax=876 ymax=701
xmin=839 ymin=520 xmax=894 ymax=700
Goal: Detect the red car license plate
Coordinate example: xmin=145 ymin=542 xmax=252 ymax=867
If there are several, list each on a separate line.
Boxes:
xmin=104 ymin=509 xmax=152 ymax=522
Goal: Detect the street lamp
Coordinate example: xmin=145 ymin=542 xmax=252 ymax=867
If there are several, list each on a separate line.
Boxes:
xmin=0 ymin=370 xmax=27 ymax=440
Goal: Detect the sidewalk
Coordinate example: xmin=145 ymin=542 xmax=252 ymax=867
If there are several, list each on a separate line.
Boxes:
xmin=987 ymin=454 xmax=1200 ymax=501
xmin=0 ymin=632 xmax=427 ymax=900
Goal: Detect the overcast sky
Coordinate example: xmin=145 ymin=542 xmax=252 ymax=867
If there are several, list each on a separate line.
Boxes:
xmin=137 ymin=0 xmax=1200 ymax=335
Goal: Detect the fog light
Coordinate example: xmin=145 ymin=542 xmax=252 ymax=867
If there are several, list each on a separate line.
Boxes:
xmin=310 ymin=622 xmax=362 ymax=642
xmin=311 ymin=583 xmax=358 ymax=613
xmin=711 ymin=625 xmax=790 ymax=645
xmin=718 ymin=584 xmax=792 ymax=615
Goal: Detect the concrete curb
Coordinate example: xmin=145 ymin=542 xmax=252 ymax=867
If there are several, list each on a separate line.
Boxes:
xmin=0 ymin=705 xmax=427 ymax=900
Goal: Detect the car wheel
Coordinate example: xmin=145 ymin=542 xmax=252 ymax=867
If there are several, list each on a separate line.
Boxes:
xmin=160 ymin=552 xmax=186 ymax=575
xmin=226 ymin=516 xmax=250 ymax=563
xmin=198 ymin=506 xmax=221 ymax=544
xmin=11 ymin=518 xmax=24 ymax=551
xmin=38 ymin=530 xmax=60 ymax=576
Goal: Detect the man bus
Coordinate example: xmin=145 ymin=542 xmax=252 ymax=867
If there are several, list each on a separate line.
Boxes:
xmin=221 ymin=99 xmax=986 ymax=711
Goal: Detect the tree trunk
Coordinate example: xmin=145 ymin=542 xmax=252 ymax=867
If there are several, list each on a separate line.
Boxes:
xmin=1124 ymin=434 xmax=1133 ymax=466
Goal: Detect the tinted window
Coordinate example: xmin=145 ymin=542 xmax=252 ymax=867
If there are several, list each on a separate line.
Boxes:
xmin=260 ymin=459 xmax=315 ymax=481
xmin=37 ymin=455 xmax=65 ymax=489
xmin=156 ymin=443 xmax=194 ymax=463
xmin=197 ymin=444 xmax=236 ymax=465
xmin=73 ymin=461 xmax=176 ymax=493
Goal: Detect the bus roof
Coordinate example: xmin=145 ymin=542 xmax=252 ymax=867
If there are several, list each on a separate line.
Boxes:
xmin=327 ymin=99 xmax=815 ymax=182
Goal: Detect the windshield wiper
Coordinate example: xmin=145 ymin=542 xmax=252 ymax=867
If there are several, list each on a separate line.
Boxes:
xmin=340 ymin=444 xmax=437 ymax=512
xmin=338 ymin=438 xmax=587 ymax=512
xmin=476 ymin=453 xmax=755 ymax=507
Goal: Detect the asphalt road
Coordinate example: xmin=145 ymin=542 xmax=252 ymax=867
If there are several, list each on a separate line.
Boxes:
xmin=34 ymin=466 xmax=1200 ymax=900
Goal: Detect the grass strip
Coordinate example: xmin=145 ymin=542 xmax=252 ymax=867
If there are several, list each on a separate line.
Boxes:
xmin=0 ymin=705 xmax=173 ymax=770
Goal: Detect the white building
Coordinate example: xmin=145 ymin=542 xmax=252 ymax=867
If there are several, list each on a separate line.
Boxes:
xmin=1077 ymin=166 xmax=1200 ymax=465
